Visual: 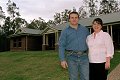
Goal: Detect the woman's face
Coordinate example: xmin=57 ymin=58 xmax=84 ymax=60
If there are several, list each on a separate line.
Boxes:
xmin=92 ymin=21 xmax=102 ymax=32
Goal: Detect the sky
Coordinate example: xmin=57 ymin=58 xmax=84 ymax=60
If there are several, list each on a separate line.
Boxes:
xmin=0 ymin=0 xmax=83 ymax=22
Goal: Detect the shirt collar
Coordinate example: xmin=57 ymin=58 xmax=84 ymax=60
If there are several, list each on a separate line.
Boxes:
xmin=68 ymin=24 xmax=81 ymax=30
xmin=92 ymin=30 xmax=103 ymax=37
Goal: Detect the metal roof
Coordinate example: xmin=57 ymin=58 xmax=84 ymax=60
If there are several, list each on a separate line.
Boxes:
xmin=9 ymin=28 xmax=43 ymax=37
xmin=19 ymin=27 xmax=43 ymax=34
xmin=79 ymin=11 xmax=120 ymax=26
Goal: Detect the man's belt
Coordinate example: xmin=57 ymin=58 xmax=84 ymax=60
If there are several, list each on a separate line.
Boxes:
xmin=66 ymin=50 xmax=87 ymax=55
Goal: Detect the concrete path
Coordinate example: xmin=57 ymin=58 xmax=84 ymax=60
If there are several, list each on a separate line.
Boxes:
xmin=107 ymin=63 xmax=120 ymax=80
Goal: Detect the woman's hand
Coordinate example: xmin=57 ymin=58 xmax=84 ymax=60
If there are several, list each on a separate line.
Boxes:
xmin=105 ymin=61 xmax=110 ymax=70
xmin=105 ymin=57 xmax=111 ymax=70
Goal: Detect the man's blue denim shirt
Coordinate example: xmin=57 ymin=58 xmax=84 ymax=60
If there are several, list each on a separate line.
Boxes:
xmin=59 ymin=24 xmax=90 ymax=61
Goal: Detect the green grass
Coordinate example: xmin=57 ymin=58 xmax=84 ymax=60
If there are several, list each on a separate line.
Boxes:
xmin=0 ymin=50 xmax=120 ymax=80
xmin=109 ymin=51 xmax=120 ymax=73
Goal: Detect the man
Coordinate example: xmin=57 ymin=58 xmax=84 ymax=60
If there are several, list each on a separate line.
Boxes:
xmin=59 ymin=12 xmax=89 ymax=80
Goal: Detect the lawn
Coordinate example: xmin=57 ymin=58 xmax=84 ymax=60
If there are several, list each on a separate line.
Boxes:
xmin=0 ymin=50 xmax=120 ymax=80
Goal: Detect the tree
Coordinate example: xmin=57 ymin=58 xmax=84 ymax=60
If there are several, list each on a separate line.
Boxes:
xmin=2 ymin=17 xmax=13 ymax=36
xmin=78 ymin=6 xmax=88 ymax=19
xmin=99 ymin=0 xmax=120 ymax=15
xmin=61 ymin=9 xmax=71 ymax=23
xmin=4 ymin=0 xmax=27 ymax=35
xmin=47 ymin=20 xmax=56 ymax=26
xmin=53 ymin=9 xmax=71 ymax=25
xmin=72 ymin=7 xmax=76 ymax=12
xmin=54 ymin=13 xmax=61 ymax=25
xmin=27 ymin=17 xmax=47 ymax=30
xmin=0 ymin=6 xmax=5 ymax=34
xmin=88 ymin=0 xmax=98 ymax=17
xmin=109 ymin=0 xmax=120 ymax=13
xmin=12 ymin=17 xmax=28 ymax=34
xmin=82 ymin=0 xmax=98 ymax=17
xmin=6 ymin=0 xmax=20 ymax=19
xmin=0 ymin=6 xmax=5 ymax=19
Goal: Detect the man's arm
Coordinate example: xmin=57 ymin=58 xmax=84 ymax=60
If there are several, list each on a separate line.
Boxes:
xmin=58 ymin=30 xmax=68 ymax=69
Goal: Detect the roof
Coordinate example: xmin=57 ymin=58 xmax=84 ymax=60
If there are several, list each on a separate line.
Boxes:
xmin=19 ymin=27 xmax=43 ymax=34
xmin=54 ymin=22 xmax=69 ymax=30
xmin=52 ymin=11 xmax=120 ymax=30
xmin=79 ymin=11 xmax=120 ymax=27
xmin=10 ymin=28 xmax=43 ymax=37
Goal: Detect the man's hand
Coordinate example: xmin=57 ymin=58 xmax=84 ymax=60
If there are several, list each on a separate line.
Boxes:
xmin=60 ymin=61 xmax=68 ymax=69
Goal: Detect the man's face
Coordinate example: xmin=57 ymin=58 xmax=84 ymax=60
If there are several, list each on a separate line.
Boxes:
xmin=69 ymin=14 xmax=79 ymax=25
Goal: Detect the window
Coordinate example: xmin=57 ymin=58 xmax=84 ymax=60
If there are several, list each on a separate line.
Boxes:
xmin=18 ymin=38 xmax=22 ymax=47
xmin=13 ymin=39 xmax=17 ymax=47
xmin=13 ymin=38 xmax=22 ymax=48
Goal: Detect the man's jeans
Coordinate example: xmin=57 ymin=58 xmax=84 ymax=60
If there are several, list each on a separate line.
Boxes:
xmin=66 ymin=53 xmax=89 ymax=80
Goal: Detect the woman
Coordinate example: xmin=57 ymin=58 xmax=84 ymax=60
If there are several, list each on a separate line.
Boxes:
xmin=87 ymin=18 xmax=114 ymax=80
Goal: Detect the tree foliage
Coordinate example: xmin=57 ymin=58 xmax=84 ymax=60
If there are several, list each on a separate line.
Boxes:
xmin=99 ymin=0 xmax=120 ymax=15
xmin=0 ymin=6 xmax=5 ymax=19
xmin=82 ymin=0 xmax=99 ymax=17
xmin=1 ymin=0 xmax=27 ymax=36
xmin=27 ymin=17 xmax=47 ymax=30
xmin=54 ymin=12 xmax=61 ymax=25
xmin=47 ymin=20 xmax=56 ymax=26
xmin=61 ymin=9 xmax=71 ymax=23
xmin=2 ymin=17 xmax=13 ymax=36
xmin=83 ymin=0 xmax=120 ymax=17
xmin=88 ymin=0 xmax=98 ymax=17
xmin=12 ymin=17 xmax=28 ymax=34
xmin=78 ymin=6 xmax=87 ymax=18
xmin=6 ymin=0 xmax=20 ymax=18
xmin=53 ymin=8 xmax=73 ymax=25
xmin=0 ymin=6 xmax=5 ymax=34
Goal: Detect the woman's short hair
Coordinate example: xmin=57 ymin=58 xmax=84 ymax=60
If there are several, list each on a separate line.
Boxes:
xmin=93 ymin=18 xmax=103 ymax=26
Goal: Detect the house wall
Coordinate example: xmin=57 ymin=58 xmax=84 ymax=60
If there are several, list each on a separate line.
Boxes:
xmin=27 ymin=36 xmax=42 ymax=51
xmin=10 ymin=35 xmax=42 ymax=51
xmin=10 ymin=36 xmax=26 ymax=51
